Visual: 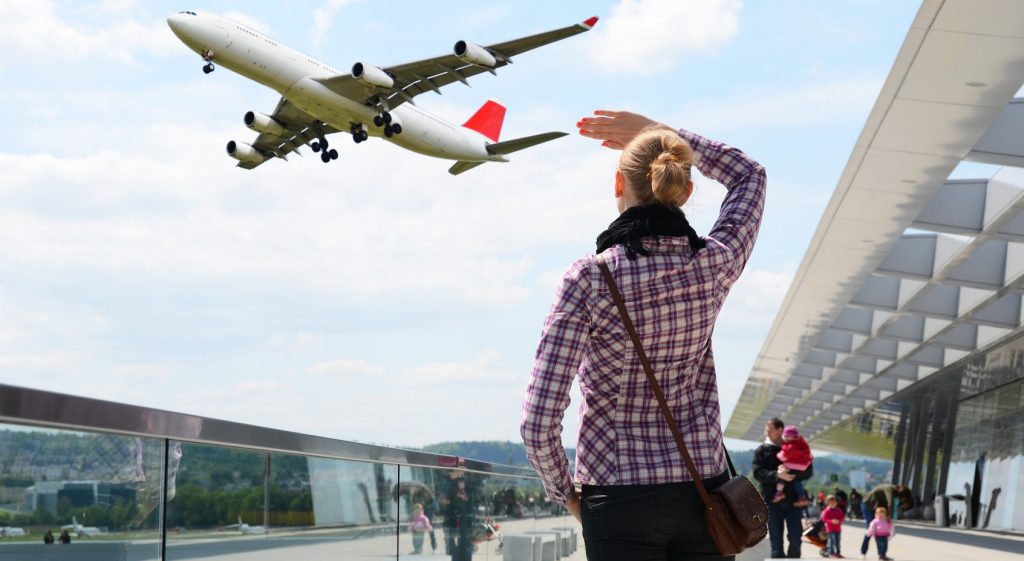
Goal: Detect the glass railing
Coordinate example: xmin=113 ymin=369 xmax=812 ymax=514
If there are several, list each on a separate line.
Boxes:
xmin=0 ymin=383 xmax=573 ymax=560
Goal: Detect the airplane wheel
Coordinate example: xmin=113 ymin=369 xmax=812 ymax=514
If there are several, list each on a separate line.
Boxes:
xmin=203 ymin=63 xmax=214 ymax=74
xmin=359 ymin=130 xmax=368 ymax=141
xmin=352 ymin=134 xmax=361 ymax=144
xmin=382 ymin=111 xmax=392 ymax=124
xmin=373 ymin=115 xmax=384 ymax=127
xmin=384 ymin=124 xmax=393 ymax=138
xmin=311 ymin=141 xmax=321 ymax=152
xmin=320 ymin=151 xmax=330 ymax=163
xmin=391 ymin=123 xmax=402 ymax=135
xmin=329 ymin=149 xmax=338 ymax=160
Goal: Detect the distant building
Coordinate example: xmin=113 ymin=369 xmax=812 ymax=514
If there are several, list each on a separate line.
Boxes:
xmin=848 ymin=469 xmax=867 ymax=491
xmin=26 ymin=481 xmax=135 ymax=515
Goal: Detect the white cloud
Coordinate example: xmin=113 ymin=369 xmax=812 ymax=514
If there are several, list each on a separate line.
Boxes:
xmin=588 ymin=0 xmax=742 ymax=75
xmin=403 ymin=350 xmax=520 ymax=383
xmin=311 ymin=0 xmax=362 ymax=53
xmin=0 ymin=1 xmax=178 ymax=64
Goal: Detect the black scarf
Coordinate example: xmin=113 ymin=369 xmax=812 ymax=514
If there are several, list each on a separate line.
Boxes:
xmin=596 ymin=203 xmax=706 ymax=260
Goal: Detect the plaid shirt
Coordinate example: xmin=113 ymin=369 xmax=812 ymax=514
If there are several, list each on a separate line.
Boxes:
xmin=521 ymin=129 xmax=766 ymax=505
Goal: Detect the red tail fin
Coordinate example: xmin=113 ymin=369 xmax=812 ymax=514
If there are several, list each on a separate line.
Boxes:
xmin=462 ymin=99 xmax=506 ymax=142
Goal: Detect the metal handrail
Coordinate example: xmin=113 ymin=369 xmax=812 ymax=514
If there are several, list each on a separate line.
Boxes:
xmin=0 ymin=383 xmax=538 ymax=478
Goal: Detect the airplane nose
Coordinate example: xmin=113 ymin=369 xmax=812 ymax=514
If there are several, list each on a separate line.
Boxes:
xmin=166 ymin=13 xmax=187 ymax=35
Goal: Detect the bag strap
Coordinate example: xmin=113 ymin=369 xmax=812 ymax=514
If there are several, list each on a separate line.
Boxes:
xmin=596 ymin=258 xmax=735 ymax=511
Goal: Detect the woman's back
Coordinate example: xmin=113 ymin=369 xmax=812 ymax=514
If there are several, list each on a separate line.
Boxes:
xmin=523 ymin=122 xmax=765 ymax=499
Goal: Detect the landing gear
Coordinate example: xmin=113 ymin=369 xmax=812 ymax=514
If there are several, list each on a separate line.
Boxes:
xmin=310 ymin=121 xmax=337 ymax=164
xmin=201 ymin=49 xmax=215 ymax=74
xmin=350 ymin=124 xmax=369 ymax=143
xmin=372 ymin=111 xmax=401 ymax=136
xmin=320 ymin=149 xmax=338 ymax=163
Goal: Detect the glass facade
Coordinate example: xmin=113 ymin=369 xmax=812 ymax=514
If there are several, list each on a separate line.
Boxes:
xmin=815 ymin=330 xmax=1024 ymax=532
xmin=0 ymin=422 xmax=568 ymax=560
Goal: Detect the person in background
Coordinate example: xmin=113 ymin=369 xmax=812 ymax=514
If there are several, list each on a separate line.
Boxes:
xmin=43 ymin=529 xmax=55 ymax=544
xmin=822 ymin=495 xmax=846 ymax=558
xmin=58 ymin=529 xmax=71 ymax=544
xmin=774 ymin=425 xmax=812 ymax=507
xmin=523 ymin=110 xmax=767 ymax=561
xmin=754 ymin=418 xmax=812 ymax=558
xmin=865 ymin=506 xmax=895 ymax=561
xmin=818 ymin=490 xmax=827 ymax=509
xmin=848 ymin=489 xmax=863 ymax=519
xmin=409 ymin=503 xmax=433 ymax=555
xmin=834 ymin=486 xmax=849 ymax=514
xmin=859 ymin=485 xmax=911 ymax=559
xmin=439 ymin=464 xmax=479 ymax=561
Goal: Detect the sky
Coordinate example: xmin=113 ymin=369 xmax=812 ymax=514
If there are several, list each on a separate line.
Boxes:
xmin=0 ymin=0 xmax=930 ymax=453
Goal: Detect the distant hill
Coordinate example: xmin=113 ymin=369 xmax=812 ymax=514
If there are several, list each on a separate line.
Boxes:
xmin=420 ymin=441 xmax=893 ymax=492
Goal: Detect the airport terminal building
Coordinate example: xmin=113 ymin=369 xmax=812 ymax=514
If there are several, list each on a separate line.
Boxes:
xmin=726 ymin=2 xmax=1024 ymax=533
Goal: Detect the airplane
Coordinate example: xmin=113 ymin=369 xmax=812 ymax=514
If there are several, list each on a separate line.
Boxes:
xmin=61 ymin=516 xmax=103 ymax=538
xmin=166 ymin=10 xmax=597 ymax=174
xmin=0 ymin=527 xmax=26 ymax=538
xmin=226 ymin=515 xmax=266 ymax=535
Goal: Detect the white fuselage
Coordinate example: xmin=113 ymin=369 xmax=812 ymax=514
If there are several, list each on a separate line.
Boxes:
xmin=167 ymin=12 xmax=500 ymax=162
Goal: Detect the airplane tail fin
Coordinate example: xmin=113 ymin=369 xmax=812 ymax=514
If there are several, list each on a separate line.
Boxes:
xmin=462 ymin=98 xmax=507 ymax=142
xmin=448 ymin=131 xmax=568 ymax=175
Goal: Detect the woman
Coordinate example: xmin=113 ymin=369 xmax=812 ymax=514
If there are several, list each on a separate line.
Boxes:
xmin=521 ymin=110 xmax=766 ymax=560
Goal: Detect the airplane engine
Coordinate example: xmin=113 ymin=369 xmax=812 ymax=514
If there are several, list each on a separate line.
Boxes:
xmin=226 ymin=140 xmax=266 ymax=164
xmin=351 ymin=63 xmax=394 ymax=89
xmin=244 ymin=111 xmax=287 ymax=137
xmin=453 ymin=40 xmax=496 ymax=67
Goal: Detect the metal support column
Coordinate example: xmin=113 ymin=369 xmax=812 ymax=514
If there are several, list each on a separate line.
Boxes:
xmin=908 ymin=397 xmax=930 ymax=496
xmin=937 ymin=377 xmax=962 ymax=494
xmin=892 ymin=406 xmax=909 ymax=484
xmin=923 ymin=389 xmax=947 ymax=501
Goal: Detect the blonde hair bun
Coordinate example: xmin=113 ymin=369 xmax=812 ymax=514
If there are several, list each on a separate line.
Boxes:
xmin=619 ymin=128 xmax=694 ymax=207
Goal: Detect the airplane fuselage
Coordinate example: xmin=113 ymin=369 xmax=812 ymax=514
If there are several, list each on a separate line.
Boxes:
xmin=167 ymin=12 xmax=498 ymax=162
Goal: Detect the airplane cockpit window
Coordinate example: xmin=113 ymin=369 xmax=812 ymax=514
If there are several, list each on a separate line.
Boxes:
xmin=177 ymin=11 xmax=197 ymax=16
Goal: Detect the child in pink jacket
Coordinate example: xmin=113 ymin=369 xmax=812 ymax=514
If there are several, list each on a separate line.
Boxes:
xmin=409 ymin=503 xmax=433 ymax=554
xmin=865 ymin=506 xmax=895 ymax=560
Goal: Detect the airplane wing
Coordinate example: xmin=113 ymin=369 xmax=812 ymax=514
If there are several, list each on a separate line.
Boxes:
xmin=314 ymin=17 xmax=598 ymax=112
xmin=235 ymin=97 xmax=341 ymax=170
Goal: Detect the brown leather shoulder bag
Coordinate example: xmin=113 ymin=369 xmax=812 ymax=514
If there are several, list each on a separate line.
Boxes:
xmin=597 ymin=259 xmax=768 ymax=555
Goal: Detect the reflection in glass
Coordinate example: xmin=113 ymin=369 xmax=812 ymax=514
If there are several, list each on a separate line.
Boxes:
xmin=0 ymin=423 xmax=163 ymax=560
xmin=396 ymin=465 xmax=569 ymax=561
xmin=166 ymin=444 xmax=399 ymax=560
xmin=946 ymin=379 xmax=1024 ymax=531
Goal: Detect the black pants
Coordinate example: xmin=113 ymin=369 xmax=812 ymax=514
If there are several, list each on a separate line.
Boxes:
xmin=580 ymin=472 xmax=734 ymax=561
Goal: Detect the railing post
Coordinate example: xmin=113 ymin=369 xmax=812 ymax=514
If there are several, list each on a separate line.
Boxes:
xmin=161 ymin=438 xmax=170 ymax=561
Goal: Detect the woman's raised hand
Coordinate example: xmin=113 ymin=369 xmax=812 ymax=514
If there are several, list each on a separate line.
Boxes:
xmin=576 ymin=110 xmax=673 ymax=150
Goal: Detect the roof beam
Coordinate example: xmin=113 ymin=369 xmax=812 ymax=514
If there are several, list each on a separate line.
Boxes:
xmin=967 ymin=98 xmax=1024 ymax=167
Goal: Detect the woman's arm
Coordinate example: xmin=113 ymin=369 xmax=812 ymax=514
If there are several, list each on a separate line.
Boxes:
xmin=521 ymin=258 xmax=591 ymax=506
xmin=677 ymin=129 xmax=766 ymax=284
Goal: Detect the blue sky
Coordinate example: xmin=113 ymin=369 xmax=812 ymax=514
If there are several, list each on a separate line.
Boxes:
xmin=0 ymin=1 xmax=927 ymax=451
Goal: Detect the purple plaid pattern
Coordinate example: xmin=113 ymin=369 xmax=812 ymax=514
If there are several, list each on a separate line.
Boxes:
xmin=521 ymin=129 xmax=766 ymax=505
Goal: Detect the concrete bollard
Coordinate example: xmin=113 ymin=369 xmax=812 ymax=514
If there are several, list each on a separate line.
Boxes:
xmin=502 ymin=534 xmax=538 ymax=561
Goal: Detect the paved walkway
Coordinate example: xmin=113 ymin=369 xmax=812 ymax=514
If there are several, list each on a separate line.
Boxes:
xmin=745 ymin=519 xmax=1024 ymax=561
xmin=557 ymin=519 xmax=1024 ymax=561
